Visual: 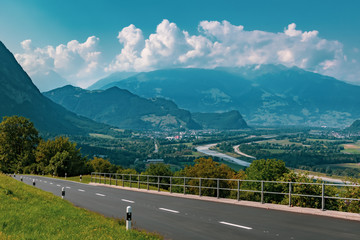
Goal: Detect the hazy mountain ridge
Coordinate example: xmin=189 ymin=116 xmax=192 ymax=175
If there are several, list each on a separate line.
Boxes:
xmin=0 ymin=41 xmax=110 ymax=134
xmin=44 ymin=85 xmax=248 ymax=130
xmin=99 ymin=66 xmax=360 ymax=127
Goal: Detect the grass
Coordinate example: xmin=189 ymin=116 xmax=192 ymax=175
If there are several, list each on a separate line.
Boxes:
xmin=0 ymin=174 xmax=162 ymax=240
xmin=89 ymin=133 xmax=115 ymax=139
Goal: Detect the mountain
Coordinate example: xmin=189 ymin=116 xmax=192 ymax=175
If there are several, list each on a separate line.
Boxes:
xmin=87 ymin=72 xmax=137 ymax=90
xmin=0 ymin=41 xmax=110 ymax=134
xmin=346 ymin=120 xmax=360 ymax=134
xmin=44 ymin=85 xmax=201 ymax=130
xmin=192 ymin=111 xmax=248 ymax=130
xmin=101 ymin=66 xmax=360 ymax=127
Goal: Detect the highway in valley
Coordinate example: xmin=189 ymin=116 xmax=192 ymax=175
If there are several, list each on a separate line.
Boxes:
xmin=15 ymin=175 xmax=360 ymax=240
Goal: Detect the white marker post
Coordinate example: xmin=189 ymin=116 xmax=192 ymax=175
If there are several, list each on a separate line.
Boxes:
xmin=33 ymin=179 xmax=35 ymax=186
xmin=65 ymin=173 xmax=67 ymax=179
xmin=126 ymin=206 xmax=132 ymax=231
xmin=61 ymin=187 xmax=65 ymax=199
xmin=80 ymin=175 xmax=82 ymax=182
xmin=21 ymin=176 xmax=23 ymax=182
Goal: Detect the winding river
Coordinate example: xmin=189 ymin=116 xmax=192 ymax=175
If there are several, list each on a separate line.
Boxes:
xmin=195 ymin=144 xmax=251 ymax=167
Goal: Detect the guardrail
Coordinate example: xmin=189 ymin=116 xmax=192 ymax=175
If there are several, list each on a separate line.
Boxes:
xmin=91 ymin=172 xmax=360 ymax=212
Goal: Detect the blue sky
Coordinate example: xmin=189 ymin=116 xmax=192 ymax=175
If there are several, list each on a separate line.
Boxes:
xmin=1 ymin=0 xmax=359 ymax=89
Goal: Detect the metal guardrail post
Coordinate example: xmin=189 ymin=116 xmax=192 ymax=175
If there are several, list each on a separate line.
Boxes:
xmin=261 ymin=181 xmax=264 ymax=204
xmin=130 ymin=175 xmax=132 ymax=188
xmin=147 ymin=176 xmax=149 ymax=190
xmin=199 ymin=178 xmax=202 ymax=197
xmin=138 ymin=175 xmax=140 ymax=189
xmin=110 ymin=174 xmax=112 ymax=185
xmin=158 ymin=176 xmax=160 ymax=192
xmin=99 ymin=174 xmax=101 ymax=184
xmin=237 ymin=180 xmax=240 ymax=201
xmin=104 ymin=174 xmax=106 ymax=184
xmin=184 ymin=177 xmax=186 ymax=195
xmin=322 ymin=183 xmax=325 ymax=211
xmin=217 ymin=179 xmax=220 ymax=199
xmin=170 ymin=177 xmax=172 ymax=193
xmin=289 ymin=182 xmax=292 ymax=207
xmin=122 ymin=174 xmax=124 ymax=187
xmin=115 ymin=174 xmax=118 ymax=186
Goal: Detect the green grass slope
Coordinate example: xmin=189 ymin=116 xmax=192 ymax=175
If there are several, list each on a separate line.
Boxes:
xmin=0 ymin=174 xmax=162 ymax=240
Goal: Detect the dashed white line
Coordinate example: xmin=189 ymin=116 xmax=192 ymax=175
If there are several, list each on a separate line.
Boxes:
xmin=50 ymin=183 xmax=53 ymax=185
xmin=121 ymin=199 xmax=135 ymax=203
xmin=56 ymin=184 xmax=61 ymax=187
xmin=78 ymin=189 xmax=85 ymax=192
xmin=44 ymin=181 xmax=47 ymax=183
xmin=96 ymin=193 xmax=106 ymax=197
xmin=66 ymin=187 xmax=71 ymax=189
xmin=219 ymin=221 xmax=252 ymax=230
xmin=159 ymin=208 xmax=179 ymax=214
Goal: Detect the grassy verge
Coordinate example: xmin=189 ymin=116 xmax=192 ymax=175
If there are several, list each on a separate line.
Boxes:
xmin=0 ymin=174 xmax=162 ymax=240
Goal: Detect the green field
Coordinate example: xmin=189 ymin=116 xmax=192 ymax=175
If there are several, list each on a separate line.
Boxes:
xmin=0 ymin=174 xmax=162 ymax=240
xmin=341 ymin=142 xmax=360 ymax=154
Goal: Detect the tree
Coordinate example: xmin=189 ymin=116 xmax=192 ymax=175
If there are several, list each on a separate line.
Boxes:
xmin=36 ymin=137 xmax=86 ymax=176
xmin=246 ymin=159 xmax=289 ymax=181
xmin=143 ymin=163 xmax=173 ymax=176
xmin=89 ymin=157 xmax=112 ymax=173
xmin=0 ymin=116 xmax=40 ymax=173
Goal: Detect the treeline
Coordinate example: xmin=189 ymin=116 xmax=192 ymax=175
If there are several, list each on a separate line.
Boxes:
xmin=0 ymin=116 xmax=121 ymax=176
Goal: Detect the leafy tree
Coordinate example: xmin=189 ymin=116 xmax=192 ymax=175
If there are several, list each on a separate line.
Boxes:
xmin=246 ymin=159 xmax=289 ymax=181
xmin=36 ymin=136 xmax=86 ymax=176
xmin=89 ymin=157 xmax=112 ymax=173
xmin=143 ymin=163 xmax=173 ymax=176
xmin=178 ymin=158 xmax=245 ymax=197
xmin=0 ymin=116 xmax=40 ymax=173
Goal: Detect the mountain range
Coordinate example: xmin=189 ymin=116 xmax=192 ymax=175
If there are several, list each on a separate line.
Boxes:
xmin=98 ymin=67 xmax=360 ymax=127
xmin=44 ymin=85 xmax=248 ymax=130
xmin=0 ymin=41 xmax=110 ymax=135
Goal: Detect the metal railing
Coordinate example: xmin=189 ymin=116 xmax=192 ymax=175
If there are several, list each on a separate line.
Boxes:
xmin=91 ymin=172 xmax=360 ymax=212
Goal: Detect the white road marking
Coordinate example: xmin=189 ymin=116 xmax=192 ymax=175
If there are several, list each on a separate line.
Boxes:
xmin=50 ymin=183 xmax=53 ymax=185
xmin=96 ymin=193 xmax=106 ymax=197
xmin=121 ymin=199 xmax=135 ymax=203
xmin=78 ymin=189 xmax=85 ymax=192
xmin=44 ymin=181 xmax=47 ymax=183
xmin=57 ymin=184 xmax=61 ymax=187
xmin=219 ymin=221 xmax=252 ymax=230
xmin=159 ymin=208 xmax=179 ymax=214
xmin=66 ymin=187 xmax=71 ymax=189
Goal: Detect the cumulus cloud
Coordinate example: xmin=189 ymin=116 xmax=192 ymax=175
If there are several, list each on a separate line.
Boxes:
xmin=107 ymin=20 xmax=359 ymax=84
xmin=15 ymin=36 xmax=103 ymax=87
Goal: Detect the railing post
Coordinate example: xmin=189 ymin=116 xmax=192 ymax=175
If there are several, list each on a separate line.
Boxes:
xmin=110 ymin=174 xmax=112 ymax=185
xmin=322 ymin=183 xmax=325 ymax=211
xmin=138 ymin=175 xmax=140 ymax=189
xmin=130 ymin=175 xmax=132 ymax=188
xmin=115 ymin=174 xmax=118 ymax=186
xmin=122 ymin=174 xmax=124 ymax=187
xmin=184 ymin=177 xmax=186 ymax=195
xmin=104 ymin=174 xmax=106 ymax=184
xmin=237 ymin=180 xmax=240 ymax=201
xmin=261 ymin=181 xmax=264 ymax=204
xmin=100 ymin=174 xmax=101 ymax=184
xmin=170 ymin=177 xmax=172 ymax=193
xmin=289 ymin=182 xmax=292 ymax=207
xmin=158 ymin=176 xmax=160 ymax=192
xmin=199 ymin=178 xmax=202 ymax=197
xmin=217 ymin=178 xmax=220 ymax=199
xmin=147 ymin=176 xmax=149 ymax=190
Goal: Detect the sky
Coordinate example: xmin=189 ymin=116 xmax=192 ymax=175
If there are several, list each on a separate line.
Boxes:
xmin=0 ymin=0 xmax=359 ymax=89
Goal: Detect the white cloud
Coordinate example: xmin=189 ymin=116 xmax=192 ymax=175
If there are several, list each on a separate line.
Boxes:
xmin=107 ymin=20 xmax=360 ymax=84
xmin=15 ymin=36 xmax=103 ymax=87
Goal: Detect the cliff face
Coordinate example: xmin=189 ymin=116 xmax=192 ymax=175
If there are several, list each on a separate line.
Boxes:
xmin=0 ymin=41 xmax=109 ymax=134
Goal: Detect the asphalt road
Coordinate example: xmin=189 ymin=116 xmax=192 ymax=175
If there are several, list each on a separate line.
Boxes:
xmin=14 ymin=175 xmax=360 ymax=240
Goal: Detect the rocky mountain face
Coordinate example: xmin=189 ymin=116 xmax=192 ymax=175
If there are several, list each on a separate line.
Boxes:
xmin=99 ymin=66 xmax=360 ymax=127
xmin=0 ymin=41 xmax=110 ymax=134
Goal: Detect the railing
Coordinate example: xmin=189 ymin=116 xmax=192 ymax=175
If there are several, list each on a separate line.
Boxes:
xmin=91 ymin=172 xmax=360 ymax=213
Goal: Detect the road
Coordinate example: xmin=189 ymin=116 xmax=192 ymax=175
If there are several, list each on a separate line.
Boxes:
xmin=196 ymin=144 xmax=251 ymax=167
xmin=15 ymin=175 xmax=360 ymax=240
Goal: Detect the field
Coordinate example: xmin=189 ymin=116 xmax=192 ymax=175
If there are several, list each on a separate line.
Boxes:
xmin=341 ymin=141 xmax=360 ymax=154
xmin=0 ymin=174 xmax=162 ymax=240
